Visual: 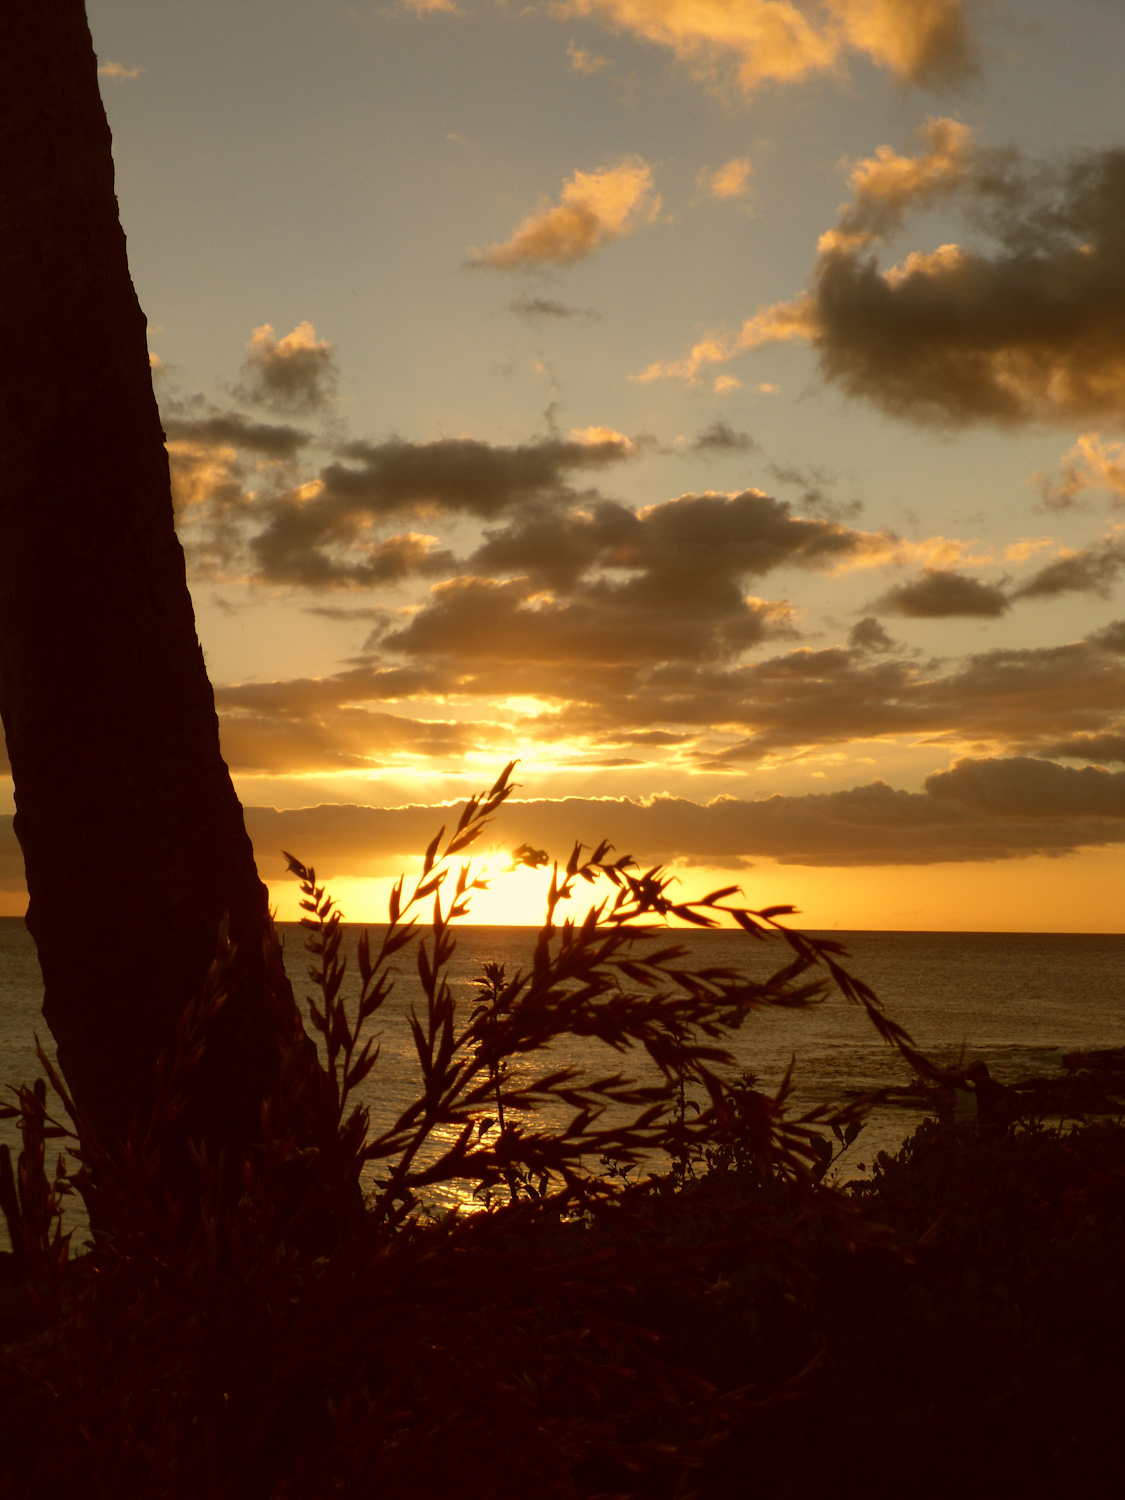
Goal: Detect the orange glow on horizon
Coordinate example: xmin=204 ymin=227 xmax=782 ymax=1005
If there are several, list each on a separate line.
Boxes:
xmin=0 ymin=851 xmax=1117 ymax=934
xmin=264 ymin=845 xmax=1125 ymax=933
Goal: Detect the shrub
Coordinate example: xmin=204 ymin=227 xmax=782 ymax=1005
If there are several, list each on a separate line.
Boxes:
xmin=0 ymin=766 xmax=929 ymax=1499
xmin=697 ymin=1112 xmax=1125 ymax=1499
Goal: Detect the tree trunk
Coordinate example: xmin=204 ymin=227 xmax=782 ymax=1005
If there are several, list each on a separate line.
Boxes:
xmin=0 ymin=0 xmax=289 ymax=1147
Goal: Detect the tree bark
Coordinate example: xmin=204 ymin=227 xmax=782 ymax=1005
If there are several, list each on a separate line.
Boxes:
xmin=0 ymin=0 xmax=289 ymax=1147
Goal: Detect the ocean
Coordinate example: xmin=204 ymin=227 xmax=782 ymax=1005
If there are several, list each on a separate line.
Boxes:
xmin=1 ymin=918 xmax=1123 ymax=1243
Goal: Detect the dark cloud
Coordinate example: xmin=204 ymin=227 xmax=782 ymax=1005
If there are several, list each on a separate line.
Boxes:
xmin=214 ymin=668 xmax=502 ymax=774
xmin=925 ymin=756 xmax=1125 ymax=818
xmin=1038 ymin=732 xmax=1125 ymax=766
xmin=165 ymin=407 xmax=897 ymax=612
xmin=690 ymin=627 xmax=1125 ymax=764
xmin=509 ymin=295 xmax=601 ymax=322
xmin=168 ymin=430 xmax=640 ymax=588
xmin=475 ymin=487 xmax=887 ymax=586
xmin=875 ymin=568 xmax=1010 ymax=618
xmin=155 ymin=327 xmax=1125 ymax=795
xmin=304 ymin=604 xmax=390 ymax=622
xmin=1012 ymin=538 xmax=1125 ymax=601
xmin=667 ymin=649 xmax=941 ymax=762
xmin=601 ymin=730 xmax=693 ymax=747
xmin=691 ymin=420 xmax=757 ymax=454
xmin=249 ymin=432 xmax=639 ymax=588
xmin=812 ymin=144 xmax=1125 ymax=426
xmin=848 ymin=616 xmax=898 ymax=653
xmin=377 ymin=573 xmax=790 ymax=670
xmin=236 ymin=322 xmax=338 ymax=416
xmin=363 ymin=490 xmax=898 ymax=671
xmin=256 ymin=528 xmax=457 ymax=592
xmin=237 ymin=754 xmax=1125 ymax=881
xmin=211 ymin=622 xmax=1125 ymax=778
xmin=641 ymin=626 xmax=1125 ymax=768
xmin=215 ymin=665 xmax=438 ymax=720
xmin=678 ymin=127 xmax=1125 ymax=427
xmin=163 ymin=411 xmax=312 ymax=461
xmin=162 ymin=402 xmax=318 ymax=577
xmin=322 ymin=432 xmax=633 ymax=518
xmin=766 ymin=462 xmax=862 ymax=522
xmin=1091 ymin=619 xmax=1125 ymax=653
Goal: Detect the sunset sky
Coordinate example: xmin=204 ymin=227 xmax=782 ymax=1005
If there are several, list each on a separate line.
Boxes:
xmin=12 ymin=0 xmax=1124 ymax=929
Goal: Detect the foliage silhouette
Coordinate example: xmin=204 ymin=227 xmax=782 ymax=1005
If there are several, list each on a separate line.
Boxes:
xmin=696 ymin=1112 xmax=1125 ymax=1499
xmin=0 ymin=765 xmax=937 ymax=1498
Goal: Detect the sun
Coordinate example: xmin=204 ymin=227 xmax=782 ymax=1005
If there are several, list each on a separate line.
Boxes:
xmin=266 ymin=845 xmax=558 ymax=928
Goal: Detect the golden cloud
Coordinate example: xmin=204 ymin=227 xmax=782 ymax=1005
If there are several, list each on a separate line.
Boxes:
xmin=698 ymin=156 xmax=753 ymax=199
xmin=1035 ymin=433 xmax=1125 ymax=511
xmin=562 ymin=0 xmax=974 ymax=93
xmin=829 ymin=0 xmax=974 ymax=88
xmin=847 ymin=115 xmax=969 ymax=206
xmin=97 ymin=61 xmax=143 ymax=81
xmin=468 ymin=158 xmax=660 ymax=268
xmin=635 ymin=295 xmax=815 ymax=383
xmin=567 ymin=39 xmax=612 ymax=72
xmin=568 ymin=424 xmax=636 ymax=449
xmin=166 ymin=439 xmax=243 ymax=517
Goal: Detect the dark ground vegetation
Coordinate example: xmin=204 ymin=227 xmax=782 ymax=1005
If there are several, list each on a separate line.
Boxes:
xmin=0 ymin=774 xmax=1121 ymax=1499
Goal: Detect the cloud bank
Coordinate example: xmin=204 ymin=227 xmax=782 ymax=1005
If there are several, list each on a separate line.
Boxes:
xmin=208 ymin=620 xmax=1125 ymax=780
xmin=228 ymin=754 xmax=1125 ymax=882
xmin=3 ymin=752 xmax=1122 ymax=896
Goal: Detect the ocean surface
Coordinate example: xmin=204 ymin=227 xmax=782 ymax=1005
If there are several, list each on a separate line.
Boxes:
xmin=1 ymin=918 xmax=1123 ymax=1243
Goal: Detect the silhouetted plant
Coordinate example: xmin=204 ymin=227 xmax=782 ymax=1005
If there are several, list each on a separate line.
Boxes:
xmin=0 ymin=764 xmax=936 ymax=1499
